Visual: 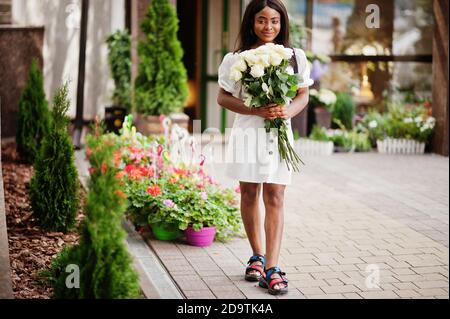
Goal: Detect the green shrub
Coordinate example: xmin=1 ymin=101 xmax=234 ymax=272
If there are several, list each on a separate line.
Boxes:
xmin=30 ymin=83 xmax=79 ymax=232
xmin=134 ymin=0 xmax=188 ymax=115
xmin=309 ymin=125 xmax=330 ymax=142
xmin=16 ymin=59 xmax=51 ymax=163
xmin=106 ymin=30 xmax=132 ymax=112
xmin=331 ymin=92 xmax=354 ymax=130
xmin=48 ymin=135 xmax=140 ymax=299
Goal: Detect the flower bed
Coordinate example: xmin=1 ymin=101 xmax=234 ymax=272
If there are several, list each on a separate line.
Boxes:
xmin=358 ymin=100 xmax=435 ymax=154
xmin=85 ymin=116 xmax=242 ymax=244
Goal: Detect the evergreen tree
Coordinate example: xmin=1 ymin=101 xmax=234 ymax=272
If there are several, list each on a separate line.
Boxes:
xmin=30 ymin=83 xmax=79 ymax=232
xmin=16 ymin=59 xmax=50 ymax=163
xmin=106 ymin=30 xmax=132 ymax=112
xmin=135 ymin=0 xmax=188 ymax=115
xmin=47 ymin=136 xmax=140 ymax=299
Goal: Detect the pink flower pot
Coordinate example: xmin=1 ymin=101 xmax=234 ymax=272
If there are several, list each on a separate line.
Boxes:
xmin=185 ymin=225 xmax=216 ymax=247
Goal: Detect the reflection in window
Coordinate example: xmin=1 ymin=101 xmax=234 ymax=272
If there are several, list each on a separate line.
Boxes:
xmin=311 ymin=0 xmax=433 ymax=56
xmin=393 ymin=0 xmax=433 ymax=55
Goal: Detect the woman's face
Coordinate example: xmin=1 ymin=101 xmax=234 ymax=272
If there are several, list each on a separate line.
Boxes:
xmin=253 ymin=6 xmax=281 ymax=44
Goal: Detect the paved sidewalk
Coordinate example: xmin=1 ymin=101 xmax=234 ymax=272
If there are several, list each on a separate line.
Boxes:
xmin=147 ymin=152 xmax=449 ymax=299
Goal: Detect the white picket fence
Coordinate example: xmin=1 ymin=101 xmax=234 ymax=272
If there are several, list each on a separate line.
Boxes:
xmin=377 ymin=138 xmax=426 ymax=155
xmin=295 ymin=138 xmax=334 ymax=156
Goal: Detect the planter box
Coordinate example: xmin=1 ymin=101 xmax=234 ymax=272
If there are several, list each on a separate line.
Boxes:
xmin=133 ymin=112 xmax=189 ymax=136
xmin=295 ymin=138 xmax=334 ymax=156
xmin=377 ymin=138 xmax=425 ymax=155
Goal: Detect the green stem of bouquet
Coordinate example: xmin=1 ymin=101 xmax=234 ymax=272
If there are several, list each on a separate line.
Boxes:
xmin=265 ymin=118 xmax=305 ymax=172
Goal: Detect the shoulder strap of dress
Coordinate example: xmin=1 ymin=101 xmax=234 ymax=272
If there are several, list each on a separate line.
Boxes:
xmin=290 ymin=47 xmax=299 ymax=74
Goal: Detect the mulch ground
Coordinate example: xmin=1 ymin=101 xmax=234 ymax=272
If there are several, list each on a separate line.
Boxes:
xmin=1 ymin=140 xmax=84 ymax=299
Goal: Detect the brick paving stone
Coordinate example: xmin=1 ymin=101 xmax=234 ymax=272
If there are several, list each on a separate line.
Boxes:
xmin=395 ymin=290 xmax=422 ymax=298
xmin=144 ymin=153 xmax=449 ymax=299
xmin=413 ymin=280 xmax=449 ymax=289
xmin=184 ymin=290 xmax=216 ymax=299
xmin=212 ymin=291 xmax=246 ymax=299
xmin=306 ymin=294 xmax=346 ymax=299
xmin=414 ymin=288 xmax=448 ymax=297
xmin=343 ymin=293 xmax=363 ymax=299
xmin=320 ymin=285 xmax=361 ymax=294
xmin=359 ymin=291 xmax=399 ymax=299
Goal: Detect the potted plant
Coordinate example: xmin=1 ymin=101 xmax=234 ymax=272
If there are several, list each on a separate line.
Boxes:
xmin=105 ymin=29 xmax=132 ymax=134
xmin=309 ymin=89 xmax=337 ymax=129
xmin=134 ymin=0 xmax=189 ymax=135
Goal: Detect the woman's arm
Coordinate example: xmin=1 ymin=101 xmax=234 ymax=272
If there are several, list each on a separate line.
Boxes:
xmin=217 ymin=88 xmax=288 ymax=120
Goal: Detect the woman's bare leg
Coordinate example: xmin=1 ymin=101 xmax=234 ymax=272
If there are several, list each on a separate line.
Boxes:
xmin=263 ymin=183 xmax=287 ymax=290
xmin=240 ymin=182 xmax=263 ymax=276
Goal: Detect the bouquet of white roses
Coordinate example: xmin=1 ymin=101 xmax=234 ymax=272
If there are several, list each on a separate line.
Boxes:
xmin=229 ymin=43 xmax=304 ymax=172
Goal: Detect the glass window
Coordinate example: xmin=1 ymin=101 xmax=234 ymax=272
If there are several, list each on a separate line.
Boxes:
xmin=393 ymin=0 xmax=434 ymax=55
xmin=311 ymin=0 xmax=433 ymax=56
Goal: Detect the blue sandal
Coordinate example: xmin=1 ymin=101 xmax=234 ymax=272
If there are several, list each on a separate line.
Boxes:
xmin=245 ymin=254 xmax=266 ymax=282
xmin=259 ymin=266 xmax=289 ymax=295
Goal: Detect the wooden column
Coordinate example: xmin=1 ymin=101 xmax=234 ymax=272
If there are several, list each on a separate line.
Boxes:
xmin=432 ymin=0 xmax=449 ymax=156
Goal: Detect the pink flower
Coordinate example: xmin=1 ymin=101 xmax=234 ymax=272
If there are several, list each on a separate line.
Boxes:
xmin=159 ymin=114 xmax=166 ymax=123
xmin=235 ymin=185 xmax=241 ymax=194
xmin=200 ymin=192 xmax=208 ymax=201
xmin=163 ymin=199 xmax=175 ymax=208
xmin=196 ymin=183 xmax=204 ymax=189
xmin=157 ymin=145 xmax=164 ymax=157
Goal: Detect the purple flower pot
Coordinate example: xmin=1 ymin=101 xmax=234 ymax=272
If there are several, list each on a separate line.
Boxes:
xmin=185 ymin=226 xmax=216 ymax=247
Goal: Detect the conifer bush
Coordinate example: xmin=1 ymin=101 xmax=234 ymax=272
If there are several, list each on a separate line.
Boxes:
xmin=134 ymin=0 xmax=188 ymax=115
xmin=46 ymin=133 xmax=140 ymax=299
xmin=16 ymin=59 xmax=51 ymax=163
xmin=106 ymin=30 xmax=132 ymax=112
xmin=29 ymin=83 xmax=79 ymax=232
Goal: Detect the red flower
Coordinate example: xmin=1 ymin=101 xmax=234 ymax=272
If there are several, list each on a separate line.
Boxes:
xmin=129 ymin=169 xmax=143 ymax=181
xmin=101 ymin=162 xmax=108 ymax=174
xmin=124 ymin=164 xmax=136 ymax=173
xmin=140 ymin=166 xmax=155 ymax=177
xmin=146 ymin=185 xmax=161 ymax=196
xmin=88 ymin=167 xmax=96 ymax=175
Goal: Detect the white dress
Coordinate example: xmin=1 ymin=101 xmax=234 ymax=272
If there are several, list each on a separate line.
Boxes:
xmin=218 ymin=48 xmax=314 ymax=185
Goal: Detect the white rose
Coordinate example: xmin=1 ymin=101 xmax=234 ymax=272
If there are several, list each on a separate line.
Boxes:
xmin=258 ymin=54 xmax=271 ymax=68
xmin=273 ymin=45 xmax=293 ymax=60
xmin=241 ymin=50 xmax=259 ymax=66
xmin=286 ymin=66 xmax=294 ymax=75
xmin=269 ymin=53 xmax=283 ymax=66
xmin=262 ymin=82 xmax=269 ymax=94
xmin=229 ymin=68 xmax=242 ymax=81
xmin=234 ymin=58 xmax=247 ymax=72
xmin=250 ymin=64 xmax=265 ymax=78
